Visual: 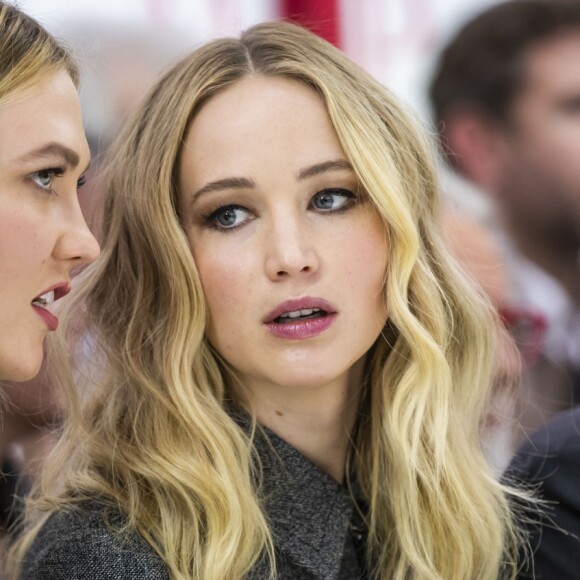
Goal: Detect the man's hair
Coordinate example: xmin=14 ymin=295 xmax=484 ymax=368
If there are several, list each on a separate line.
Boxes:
xmin=430 ymin=0 xmax=580 ymax=127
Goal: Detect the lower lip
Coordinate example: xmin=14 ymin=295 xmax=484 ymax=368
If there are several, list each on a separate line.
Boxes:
xmin=265 ymin=313 xmax=336 ymax=339
xmin=32 ymin=305 xmax=59 ymax=331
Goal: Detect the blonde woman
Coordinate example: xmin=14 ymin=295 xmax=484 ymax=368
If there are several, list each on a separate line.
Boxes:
xmin=12 ymin=21 xmax=523 ymax=580
xmin=0 ymin=2 xmax=99 ymax=382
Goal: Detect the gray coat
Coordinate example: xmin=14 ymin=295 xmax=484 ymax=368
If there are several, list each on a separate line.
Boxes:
xmin=21 ymin=425 xmax=368 ymax=579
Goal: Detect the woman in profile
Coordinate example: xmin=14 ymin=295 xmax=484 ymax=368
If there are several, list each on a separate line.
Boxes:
xmin=0 ymin=0 xmax=99 ymax=542
xmin=12 ymin=21 xmax=522 ymax=580
xmin=0 ymin=1 xmax=99 ymax=382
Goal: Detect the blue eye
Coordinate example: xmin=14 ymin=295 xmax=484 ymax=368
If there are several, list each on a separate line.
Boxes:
xmin=31 ymin=169 xmax=57 ymax=190
xmin=30 ymin=168 xmax=87 ymax=195
xmin=207 ymin=205 xmax=251 ymax=230
xmin=311 ymin=188 xmax=356 ymax=211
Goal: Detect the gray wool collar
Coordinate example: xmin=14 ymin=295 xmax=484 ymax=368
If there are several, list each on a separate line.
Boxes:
xmin=250 ymin=421 xmax=362 ymax=579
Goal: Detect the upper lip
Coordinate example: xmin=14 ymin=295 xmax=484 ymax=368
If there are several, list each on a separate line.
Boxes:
xmin=263 ymin=297 xmax=337 ymax=323
xmin=32 ymin=282 xmax=71 ymax=304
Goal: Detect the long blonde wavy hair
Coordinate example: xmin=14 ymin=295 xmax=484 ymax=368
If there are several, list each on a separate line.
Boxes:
xmin=0 ymin=1 xmax=78 ymax=107
xmin=11 ymin=21 xmax=523 ymax=580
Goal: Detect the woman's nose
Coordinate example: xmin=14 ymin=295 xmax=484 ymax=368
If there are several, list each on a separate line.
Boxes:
xmin=52 ymin=204 xmax=100 ymax=270
xmin=264 ymin=215 xmax=320 ymax=281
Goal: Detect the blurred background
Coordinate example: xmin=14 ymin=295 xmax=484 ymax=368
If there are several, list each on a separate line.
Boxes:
xmin=19 ymin=0 xmax=502 ymax=132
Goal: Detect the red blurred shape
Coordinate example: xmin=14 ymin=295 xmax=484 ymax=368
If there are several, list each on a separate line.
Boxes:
xmin=281 ymin=0 xmax=342 ymax=48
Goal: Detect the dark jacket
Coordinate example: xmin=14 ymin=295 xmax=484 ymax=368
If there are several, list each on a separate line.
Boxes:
xmin=508 ymin=404 xmax=580 ymax=579
xmin=21 ymin=425 xmax=368 ymax=579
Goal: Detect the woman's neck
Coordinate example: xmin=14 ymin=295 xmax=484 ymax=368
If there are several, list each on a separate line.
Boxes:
xmin=245 ymin=358 xmax=365 ymax=483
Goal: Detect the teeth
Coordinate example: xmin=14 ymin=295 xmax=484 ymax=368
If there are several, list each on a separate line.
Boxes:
xmin=280 ymin=308 xmax=319 ymax=319
xmin=32 ymin=290 xmax=55 ymax=307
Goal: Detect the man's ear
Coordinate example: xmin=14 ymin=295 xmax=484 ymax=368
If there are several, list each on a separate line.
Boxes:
xmin=439 ymin=107 xmax=507 ymax=195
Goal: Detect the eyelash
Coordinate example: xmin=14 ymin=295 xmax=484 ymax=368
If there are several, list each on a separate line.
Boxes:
xmin=30 ymin=167 xmax=87 ymax=194
xmin=202 ymin=187 xmax=358 ymax=233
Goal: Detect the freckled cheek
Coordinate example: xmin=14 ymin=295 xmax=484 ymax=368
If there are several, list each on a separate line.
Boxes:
xmin=0 ymin=216 xmax=48 ymax=279
xmin=193 ymin=247 xmax=257 ymax=339
xmin=342 ymin=222 xmax=388 ymax=300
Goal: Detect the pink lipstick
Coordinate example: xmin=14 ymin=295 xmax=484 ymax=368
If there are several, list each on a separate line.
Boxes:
xmin=263 ymin=297 xmax=337 ymax=340
xmin=31 ymin=282 xmax=71 ymax=331
xmin=32 ymin=305 xmax=59 ymax=331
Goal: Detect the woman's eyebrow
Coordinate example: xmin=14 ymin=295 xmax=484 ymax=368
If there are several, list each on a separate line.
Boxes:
xmin=297 ymin=160 xmax=353 ymax=180
xmin=191 ymin=177 xmax=256 ymax=204
xmin=16 ymin=142 xmax=81 ymax=169
xmin=189 ymin=160 xmax=353 ymax=204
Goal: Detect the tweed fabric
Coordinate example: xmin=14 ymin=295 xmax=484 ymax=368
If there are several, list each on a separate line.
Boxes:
xmin=22 ymin=425 xmax=368 ymax=579
xmin=21 ymin=505 xmax=169 ymax=579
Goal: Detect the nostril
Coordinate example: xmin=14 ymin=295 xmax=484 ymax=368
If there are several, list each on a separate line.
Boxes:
xmin=276 ymin=264 xmax=312 ymax=277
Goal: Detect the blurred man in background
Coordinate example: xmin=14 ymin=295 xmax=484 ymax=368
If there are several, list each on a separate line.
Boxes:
xmin=431 ymin=2 xmax=580 ymax=576
xmin=430 ymin=0 xmax=580 ymax=440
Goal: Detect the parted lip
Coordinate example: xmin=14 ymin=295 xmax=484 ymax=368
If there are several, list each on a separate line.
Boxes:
xmin=263 ymin=297 xmax=337 ymax=323
xmin=32 ymin=282 xmax=71 ymax=304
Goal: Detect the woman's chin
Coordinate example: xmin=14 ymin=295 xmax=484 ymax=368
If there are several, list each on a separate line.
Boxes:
xmin=0 ymin=352 xmax=44 ymax=383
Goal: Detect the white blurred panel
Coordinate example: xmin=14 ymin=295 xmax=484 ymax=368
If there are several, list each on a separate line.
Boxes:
xmin=340 ymin=0 xmax=504 ymax=117
xmin=19 ymin=0 xmax=152 ymax=27
xmin=18 ymin=0 xmax=508 ymax=120
xmin=20 ymin=0 xmax=278 ymax=40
